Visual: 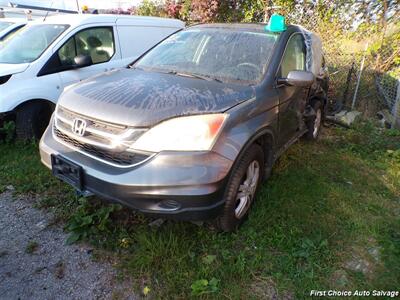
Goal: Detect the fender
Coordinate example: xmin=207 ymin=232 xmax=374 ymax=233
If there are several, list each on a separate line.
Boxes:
xmin=233 ymin=126 xmax=276 ymax=177
xmin=218 ymin=123 xmax=277 ymax=183
xmin=0 ymin=82 xmax=59 ymax=113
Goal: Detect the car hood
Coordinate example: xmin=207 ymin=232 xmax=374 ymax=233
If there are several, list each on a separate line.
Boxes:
xmin=0 ymin=63 xmax=29 ymax=76
xmin=59 ymin=68 xmax=256 ymax=127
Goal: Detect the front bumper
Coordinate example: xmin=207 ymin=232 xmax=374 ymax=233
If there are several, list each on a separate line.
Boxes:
xmin=39 ymin=125 xmax=233 ymax=220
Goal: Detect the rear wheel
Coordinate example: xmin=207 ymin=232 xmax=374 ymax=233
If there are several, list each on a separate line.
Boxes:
xmin=305 ymin=100 xmax=323 ymax=140
xmin=215 ymin=144 xmax=264 ymax=232
xmin=16 ymin=101 xmax=54 ymax=140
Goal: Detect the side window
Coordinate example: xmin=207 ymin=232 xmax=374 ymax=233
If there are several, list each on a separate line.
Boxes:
xmin=58 ymin=37 xmax=76 ymax=66
xmin=57 ymin=27 xmax=115 ymax=66
xmin=280 ymin=34 xmax=306 ymax=78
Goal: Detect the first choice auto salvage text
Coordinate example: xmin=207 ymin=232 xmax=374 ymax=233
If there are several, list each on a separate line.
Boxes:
xmin=310 ymin=290 xmax=399 ymax=297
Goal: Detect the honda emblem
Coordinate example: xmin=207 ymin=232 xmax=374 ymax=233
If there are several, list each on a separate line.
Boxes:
xmin=72 ymin=118 xmax=87 ymax=136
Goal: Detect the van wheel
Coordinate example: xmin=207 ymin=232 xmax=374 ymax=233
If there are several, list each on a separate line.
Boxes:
xmin=305 ymin=100 xmax=323 ymax=140
xmin=16 ymin=102 xmax=54 ymax=140
xmin=215 ymin=144 xmax=264 ymax=232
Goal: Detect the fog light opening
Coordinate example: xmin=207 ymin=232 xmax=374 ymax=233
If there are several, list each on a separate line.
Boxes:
xmin=158 ymin=199 xmax=181 ymax=211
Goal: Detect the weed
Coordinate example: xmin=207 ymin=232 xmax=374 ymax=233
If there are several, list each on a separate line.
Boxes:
xmin=142 ymin=286 xmax=151 ymax=296
xmin=191 ymin=278 xmax=219 ymax=296
xmin=0 ymin=121 xmax=15 ymax=144
xmin=202 ymin=254 xmax=217 ymax=265
xmin=65 ymin=198 xmax=121 ymax=245
xmin=54 ymin=260 xmax=65 ymax=279
xmin=25 ymin=241 xmax=39 ymax=254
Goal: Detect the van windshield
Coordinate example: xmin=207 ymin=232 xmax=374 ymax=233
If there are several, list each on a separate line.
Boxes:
xmin=135 ymin=28 xmax=279 ymax=85
xmin=0 ymin=21 xmax=13 ymax=32
xmin=0 ymin=24 xmax=68 ymax=64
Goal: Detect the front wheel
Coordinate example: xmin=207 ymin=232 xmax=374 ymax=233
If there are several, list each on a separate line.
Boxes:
xmin=16 ymin=102 xmax=54 ymax=140
xmin=215 ymin=144 xmax=264 ymax=232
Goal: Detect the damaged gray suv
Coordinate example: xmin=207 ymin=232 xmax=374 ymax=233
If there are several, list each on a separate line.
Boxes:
xmin=40 ymin=21 xmax=329 ymax=231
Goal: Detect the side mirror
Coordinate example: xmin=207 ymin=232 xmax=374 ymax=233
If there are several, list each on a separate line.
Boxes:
xmin=74 ymin=55 xmax=93 ymax=68
xmin=278 ymin=70 xmax=314 ymax=87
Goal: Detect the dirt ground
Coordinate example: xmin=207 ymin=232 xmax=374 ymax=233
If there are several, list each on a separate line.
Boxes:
xmin=0 ymin=190 xmax=136 ymax=300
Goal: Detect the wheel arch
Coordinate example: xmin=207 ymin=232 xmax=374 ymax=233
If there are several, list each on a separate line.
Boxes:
xmin=14 ymin=99 xmax=56 ymax=140
xmin=14 ymin=99 xmax=55 ymax=113
xmin=234 ymin=127 xmax=276 ymax=181
xmin=254 ymin=130 xmax=275 ymax=179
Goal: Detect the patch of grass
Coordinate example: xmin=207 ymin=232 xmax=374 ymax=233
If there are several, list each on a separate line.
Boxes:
xmin=0 ymin=141 xmax=77 ymax=221
xmin=0 ymin=121 xmax=16 ymax=144
xmin=0 ymin=142 xmax=55 ymax=193
xmin=1 ymin=122 xmax=399 ymax=298
xmin=191 ymin=278 xmax=220 ymax=296
xmin=25 ymin=240 xmax=39 ymax=254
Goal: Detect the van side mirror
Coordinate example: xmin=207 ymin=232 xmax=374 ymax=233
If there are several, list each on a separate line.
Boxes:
xmin=74 ymin=55 xmax=93 ymax=68
xmin=278 ymin=70 xmax=314 ymax=87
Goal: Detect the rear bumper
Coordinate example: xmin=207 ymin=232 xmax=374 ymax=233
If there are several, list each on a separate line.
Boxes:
xmin=39 ymin=125 xmax=233 ymax=220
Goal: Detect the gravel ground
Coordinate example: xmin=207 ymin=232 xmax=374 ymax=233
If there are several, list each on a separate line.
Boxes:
xmin=0 ymin=191 xmax=136 ymax=300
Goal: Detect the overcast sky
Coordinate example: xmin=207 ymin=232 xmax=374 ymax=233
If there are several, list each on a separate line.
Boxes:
xmin=0 ymin=0 xmax=144 ymax=10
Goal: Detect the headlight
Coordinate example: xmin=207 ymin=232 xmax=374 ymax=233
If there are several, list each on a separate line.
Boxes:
xmin=131 ymin=114 xmax=228 ymax=152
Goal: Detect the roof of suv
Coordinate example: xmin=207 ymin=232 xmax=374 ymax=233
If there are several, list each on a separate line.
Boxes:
xmin=189 ymin=23 xmax=300 ymax=33
xmin=190 ymin=23 xmax=269 ymax=33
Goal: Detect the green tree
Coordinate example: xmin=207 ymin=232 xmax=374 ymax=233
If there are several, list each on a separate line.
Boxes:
xmin=136 ymin=0 xmax=165 ymax=17
xmin=180 ymin=0 xmax=193 ymax=21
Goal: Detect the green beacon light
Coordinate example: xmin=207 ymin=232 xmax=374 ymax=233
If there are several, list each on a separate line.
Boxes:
xmin=266 ymin=13 xmax=287 ymax=32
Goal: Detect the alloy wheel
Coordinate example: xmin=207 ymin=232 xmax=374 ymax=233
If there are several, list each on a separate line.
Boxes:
xmin=313 ymin=108 xmax=322 ymax=138
xmin=234 ymin=160 xmax=260 ymax=219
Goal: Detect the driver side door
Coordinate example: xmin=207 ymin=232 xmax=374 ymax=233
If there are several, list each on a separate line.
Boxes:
xmin=276 ymin=33 xmax=308 ymax=148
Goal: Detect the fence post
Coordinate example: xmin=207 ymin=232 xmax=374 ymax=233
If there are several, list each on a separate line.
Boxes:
xmin=392 ymin=79 xmax=400 ymax=129
xmin=351 ymin=42 xmax=369 ymax=110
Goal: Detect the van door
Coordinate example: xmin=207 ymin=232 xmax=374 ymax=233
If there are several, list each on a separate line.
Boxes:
xmin=116 ymin=19 xmax=182 ymax=66
xmin=276 ymin=33 xmax=308 ymax=148
xmin=56 ymin=26 xmax=121 ymax=88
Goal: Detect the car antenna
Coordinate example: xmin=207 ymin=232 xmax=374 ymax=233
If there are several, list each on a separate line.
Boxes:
xmin=76 ymin=0 xmax=82 ymax=14
xmin=43 ymin=0 xmax=55 ymax=22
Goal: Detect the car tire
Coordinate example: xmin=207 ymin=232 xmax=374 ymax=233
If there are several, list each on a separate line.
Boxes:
xmin=16 ymin=102 xmax=54 ymax=140
xmin=305 ymin=100 xmax=323 ymax=140
xmin=215 ymin=144 xmax=264 ymax=232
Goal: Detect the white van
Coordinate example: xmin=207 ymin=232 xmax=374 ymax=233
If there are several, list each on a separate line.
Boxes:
xmin=0 ymin=18 xmax=27 ymax=41
xmin=0 ymin=14 xmax=184 ymax=139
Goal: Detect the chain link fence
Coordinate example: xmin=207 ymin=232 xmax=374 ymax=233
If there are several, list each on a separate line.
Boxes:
xmin=288 ymin=15 xmax=400 ymax=128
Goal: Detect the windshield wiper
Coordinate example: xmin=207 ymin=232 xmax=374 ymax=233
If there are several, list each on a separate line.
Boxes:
xmin=168 ymin=70 xmax=223 ymax=83
xmin=129 ymin=65 xmax=144 ymax=70
xmin=130 ymin=67 xmax=223 ymax=83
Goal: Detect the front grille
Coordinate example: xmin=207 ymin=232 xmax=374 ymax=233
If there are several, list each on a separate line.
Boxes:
xmin=53 ymin=106 xmax=150 ymax=167
xmin=54 ymin=128 xmax=150 ymax=166
xmin=57 ymin=107 xmax=128 ymax=136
